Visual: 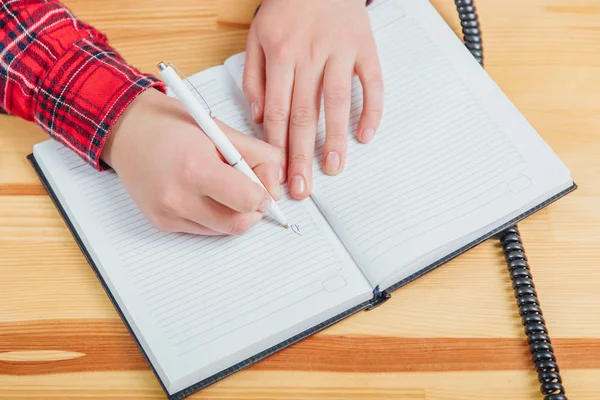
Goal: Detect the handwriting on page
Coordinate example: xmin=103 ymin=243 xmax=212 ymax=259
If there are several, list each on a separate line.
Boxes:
xmin=291 ymin=224 xmax=302 ymax=235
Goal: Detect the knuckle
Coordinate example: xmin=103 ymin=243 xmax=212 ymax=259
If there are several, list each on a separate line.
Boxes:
xmin=290 ymin=106 xmax=316 ymax=128
xmin=364 ymin=73 xmax=384 ymax=91
xmin=325 ymin=86 xmax=350 ymax=106
xmin=264 ymin=106 xmax=288 ymax=125
xmin=228 ymin=215 xmax=253 ymax=235
xmin=242 ymin=74 xmax=260 ymax=96
xmin=289 ymin=153 xmax=309 ymax=164
xmin=309 ymin=42 xmax=327 ymax=63
xmin=156 ymin=188 xmax=182 ymax=216
xmin=180 ymin=156 xmax=199 ymax=185
xmin=242 ymin=188 xmax=262 ymax=212
xmin=270 ymin=45 xmax=292 ymax=63
xmin=326 ymin=131 xmax=348 ymax=145
xmin=241 ymin=79 xmax=254 ymax=96
xmin=364 ymin=107 xmax=383 ymax=120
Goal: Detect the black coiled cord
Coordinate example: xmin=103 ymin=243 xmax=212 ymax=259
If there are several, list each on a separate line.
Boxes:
xmin=454 ymin=2 xmax=567 ymax=399
xmin=455 ymin=0 xmax=484 ymax=66
xmin=499 ymin=228 xmax=567 ymax=400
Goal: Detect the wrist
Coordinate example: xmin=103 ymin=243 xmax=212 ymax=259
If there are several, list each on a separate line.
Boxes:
xmin=101 ymin=88 xmax=164 ymax=168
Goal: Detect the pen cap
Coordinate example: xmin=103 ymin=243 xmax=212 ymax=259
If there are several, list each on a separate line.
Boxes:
xmin=158 ymin=65 xmax=242 ymax=165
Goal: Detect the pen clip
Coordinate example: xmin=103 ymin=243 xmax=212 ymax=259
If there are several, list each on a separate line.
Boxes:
xmin=167 ymin=63 xmax=215 ymax=118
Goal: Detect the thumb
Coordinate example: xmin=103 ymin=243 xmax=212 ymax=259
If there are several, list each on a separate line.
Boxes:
xmin=216 ymin=120 xmax=281 ymax=200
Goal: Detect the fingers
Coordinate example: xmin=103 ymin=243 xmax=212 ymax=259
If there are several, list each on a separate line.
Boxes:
xmin=252 ymin=162 xmax=281 ymax=201
xmin=215 ymin=120 xmax=281 ymax=200
xmin=323 ymin=54 xmax=354 ymax=175
xmin=145 ymin=206 xmax=222 ymax=235
xmin=173 ymin=219 xmax=222 ymax=236
xmin=151 ymin=190 xmax=265 ymax=235
xmin=263 ymin=51 xmax=295 ymax=183
xmin=215 ymin=120 xmax=281 ymax=166
xmin=154 ymin=157 xmax=270 ymax=235
xmin=242 ymin=30 xmax=266 ymax=123
xmin=355 ymin=42 xmax=384 ymax=144
xmin=287 ymin=63 xmax=322 ymax=199
xmin=185 ymin=197 xmax=264 ymax=236
xmin=203 ymin=162 xmax=271 ymax=214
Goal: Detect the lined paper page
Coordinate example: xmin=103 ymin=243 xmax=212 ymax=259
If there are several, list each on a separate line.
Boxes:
xmin=33 ymin=66 xmax=372 ymax=394
xmin=302 ymin=0 xmax=572 ymax=286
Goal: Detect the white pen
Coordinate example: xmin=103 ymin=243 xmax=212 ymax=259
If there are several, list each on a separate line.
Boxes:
xmin=157 ymin=62 xmax=289 ymax=228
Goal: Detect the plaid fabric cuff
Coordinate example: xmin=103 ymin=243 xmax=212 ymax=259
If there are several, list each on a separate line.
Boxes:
xmin=34 ymin=37 xmax=165 ymax=170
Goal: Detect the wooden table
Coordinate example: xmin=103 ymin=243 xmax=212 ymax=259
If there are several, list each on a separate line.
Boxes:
xmin=2 ymin=0 xmax=600 ymax=399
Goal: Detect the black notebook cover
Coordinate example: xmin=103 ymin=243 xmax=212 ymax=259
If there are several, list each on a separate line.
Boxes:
xmin=28 ymin=153 xmax=577 ymax=400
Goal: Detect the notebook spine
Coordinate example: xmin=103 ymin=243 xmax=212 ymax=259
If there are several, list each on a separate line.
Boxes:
xmin=367 ymin=285 xmax=391 ymax=311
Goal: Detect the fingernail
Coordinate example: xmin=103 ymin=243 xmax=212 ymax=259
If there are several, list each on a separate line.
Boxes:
xmin=325 ymin=151 xmax=341 ymax=174
xmin=259 ymin=196 xmax=271 ymax=213
xmin=251 ymin=102 xmax=260 ymax=122
xmin=291 ymin=175 xmax=305 ymax=195
xmin=362 ymin=128 xmax=375 ymax=143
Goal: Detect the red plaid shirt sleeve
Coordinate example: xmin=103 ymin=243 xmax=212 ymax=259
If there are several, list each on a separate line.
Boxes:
xmin=0 ymin=0 xmax=166 ymax=170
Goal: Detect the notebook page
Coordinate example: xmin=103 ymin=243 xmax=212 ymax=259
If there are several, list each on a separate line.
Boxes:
xmin=224 ymin=52 xmax=246 ymax=94
xmin=33 ymin=66 xmax=372 ymax=394
xmin=304 ymin=0 xmax=572 ymax=287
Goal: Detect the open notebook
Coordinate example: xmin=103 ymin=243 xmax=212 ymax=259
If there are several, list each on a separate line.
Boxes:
xmin=28 ymin=0 xmax=575 ymax=398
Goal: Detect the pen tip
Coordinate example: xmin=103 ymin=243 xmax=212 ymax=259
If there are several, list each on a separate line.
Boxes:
xmin=283 ymin=224 xmax=289 ymax=229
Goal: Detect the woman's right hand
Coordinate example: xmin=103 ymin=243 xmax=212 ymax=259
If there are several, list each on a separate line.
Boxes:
xmin=101 ymin=89 xmax=282 ymax=236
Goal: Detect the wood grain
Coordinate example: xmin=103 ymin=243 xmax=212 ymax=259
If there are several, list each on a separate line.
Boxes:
xmin=2 ymin=320 xmax=600 ymax=376
xmin=0 ymin=184 xmax=45 ymax=196
xmin=1 ymin=0 xmax=600 ymax=399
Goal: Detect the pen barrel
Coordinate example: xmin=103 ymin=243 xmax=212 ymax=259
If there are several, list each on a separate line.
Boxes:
xmin=158 ymin=66 xmax=242 ymax=165
xmin=159 ymin=64 xmax=287 ymax=227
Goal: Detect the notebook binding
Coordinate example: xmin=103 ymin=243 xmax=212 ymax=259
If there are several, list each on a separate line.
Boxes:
xmin=367 ymin=285 xmax=391 ymax=311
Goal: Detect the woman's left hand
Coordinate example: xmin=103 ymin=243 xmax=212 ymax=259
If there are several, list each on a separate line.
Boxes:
xmin=242 ymin=0 xmax=384 ymax=199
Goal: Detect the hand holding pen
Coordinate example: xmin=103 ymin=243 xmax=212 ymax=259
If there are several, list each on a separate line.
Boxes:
xmin=100 ymin=77 xmax=284 ymax=236
xmin=158 ymin=62 xmax=288 ymax=228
